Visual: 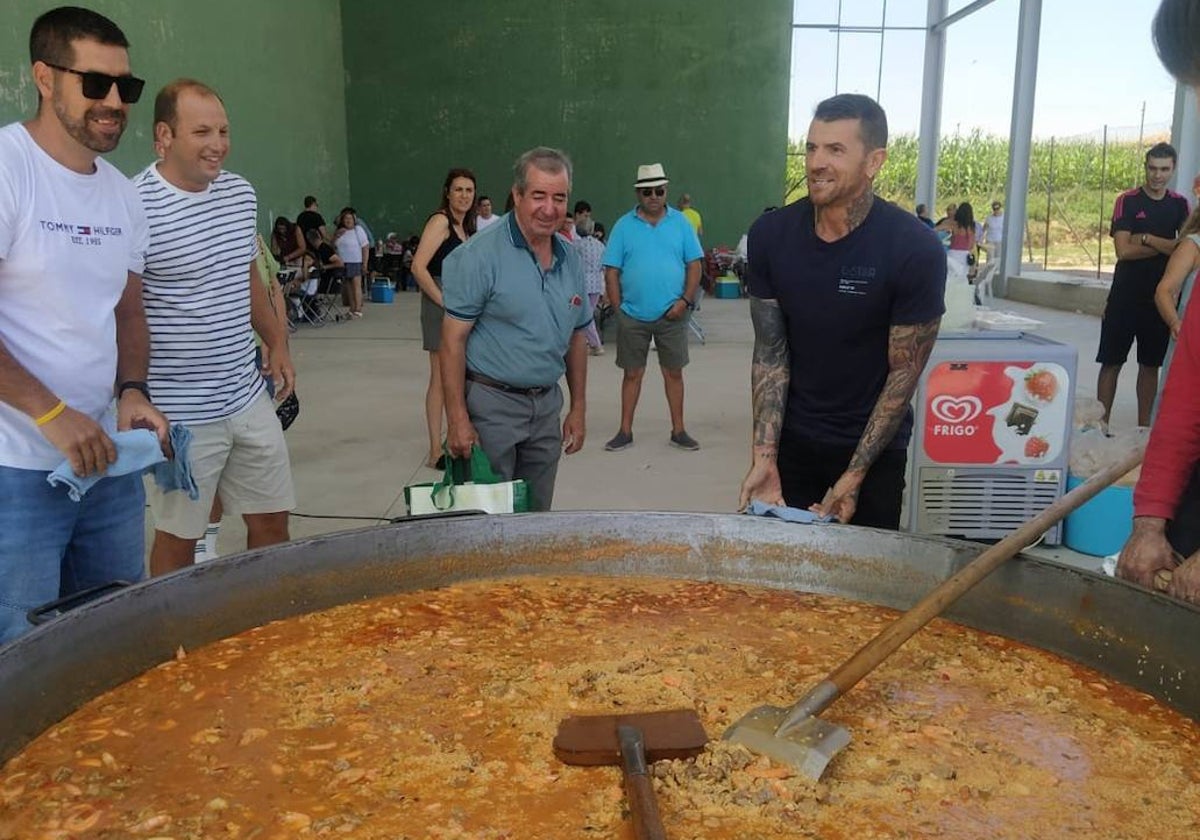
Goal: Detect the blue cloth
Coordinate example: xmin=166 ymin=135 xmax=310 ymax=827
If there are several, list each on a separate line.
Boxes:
xmin=602 ymin=206 xmax=703 ymax=322
xmin=745 ymin=500 xmax=836 ymax=524
xmin=442 ymin=213 xmax=592 ymax=389
xmin=45 ymin=424 xmax=198 ymax=502
xmin=152 ymin=424 xmax=199 ymax=500
xmin=0 ymin=467 xmax=145 ymax=644
xmin=47 ymin=428 xmax=166 ymax=501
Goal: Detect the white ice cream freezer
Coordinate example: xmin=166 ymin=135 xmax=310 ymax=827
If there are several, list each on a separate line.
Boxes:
xmin=907 ymin=331 xmax=1077 ymax=544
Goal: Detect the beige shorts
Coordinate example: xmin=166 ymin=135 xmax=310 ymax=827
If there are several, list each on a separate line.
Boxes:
xmin=148 ymin=391 xmax=295 ymax=539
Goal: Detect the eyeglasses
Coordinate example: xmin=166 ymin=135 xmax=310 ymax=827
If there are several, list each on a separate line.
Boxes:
xmin=43 ymin=62 xmax=145 ymax=104
xmin=639 ymin=187 xmax=666 ymax=197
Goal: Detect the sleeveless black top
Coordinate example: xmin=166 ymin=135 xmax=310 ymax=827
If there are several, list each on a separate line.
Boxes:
xmin=427 ymin=211 xmax=464 ymax=279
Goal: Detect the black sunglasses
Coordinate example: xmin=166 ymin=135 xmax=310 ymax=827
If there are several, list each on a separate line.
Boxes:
xmin=44 ymin=62 xmax=145 ymax=104
xmin=639 ymin=187 xmax=666 ymax=197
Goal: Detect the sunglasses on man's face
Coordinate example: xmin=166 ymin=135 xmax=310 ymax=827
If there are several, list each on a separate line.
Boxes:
xmin=44 ymin=62 xmax=145 ymax=104
xmin=639 ymin=187 xmax=666 ymax=197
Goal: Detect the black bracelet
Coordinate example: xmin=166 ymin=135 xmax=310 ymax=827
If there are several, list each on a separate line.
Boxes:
xmin=681 ymin=297 xmax=695 ymax=310
xmin=118 ymin=380 xmax=151 ymax=401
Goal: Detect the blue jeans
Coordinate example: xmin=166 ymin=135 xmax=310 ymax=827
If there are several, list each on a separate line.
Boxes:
xmin=0 ymin=466 xmax=146 ymax=644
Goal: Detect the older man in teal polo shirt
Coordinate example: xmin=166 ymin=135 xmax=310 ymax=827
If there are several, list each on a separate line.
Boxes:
xmin=440 ymin=147 xmax=592 ymax=511
xmin=602 ymin=163 xmax=705 ymax=452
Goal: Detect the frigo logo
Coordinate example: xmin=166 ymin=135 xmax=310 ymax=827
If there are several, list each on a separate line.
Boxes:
xmin=930 ymin=395 xmax=983 ymax=436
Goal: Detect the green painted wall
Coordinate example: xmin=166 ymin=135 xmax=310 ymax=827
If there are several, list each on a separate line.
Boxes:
xmin=340 ymin=1 xmax=792 ymax=248
xmin=0 ymin=0 xmax=349 ymax=229
xmin=0 ymin=2 xmax=795 ymax=243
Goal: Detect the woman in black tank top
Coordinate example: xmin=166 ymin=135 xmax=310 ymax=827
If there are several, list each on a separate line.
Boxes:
xmin=411 ymin=168 xmax=477 ymax=469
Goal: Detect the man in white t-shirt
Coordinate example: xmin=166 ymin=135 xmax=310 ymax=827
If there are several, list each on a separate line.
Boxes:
xmin=981 ymin=201 xmax=1004 ymax=263
xmin=475 ymin=195 xmax=501 ymax=231
xmin=0 ymin=7 xmax=170 ymax=643
xmin=134 ymin=78 xmax=296 ymax=578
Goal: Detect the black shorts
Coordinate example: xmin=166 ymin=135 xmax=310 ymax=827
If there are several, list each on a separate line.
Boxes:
xmin=776 ymin=429 xmax=907 ymax=530
xmin=1096 ymin=297 xmax=1170 ymax=367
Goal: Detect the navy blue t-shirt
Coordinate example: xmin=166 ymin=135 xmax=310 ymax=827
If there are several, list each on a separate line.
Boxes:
xmin=747 ymin=197 xmax=946 ymax=449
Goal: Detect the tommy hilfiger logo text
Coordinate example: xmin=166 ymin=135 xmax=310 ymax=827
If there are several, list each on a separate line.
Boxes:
xmin=39 ymin=220 xmax=123 ymax=246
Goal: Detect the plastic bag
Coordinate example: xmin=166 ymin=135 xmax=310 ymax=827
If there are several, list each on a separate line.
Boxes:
xmin=1069 ymin=426 xmax=1145 ymax=485
xmin=941 ymin=256 xmax=975 ymax=331
xmin=1073 ymin=397 xmax=1106 ymax=433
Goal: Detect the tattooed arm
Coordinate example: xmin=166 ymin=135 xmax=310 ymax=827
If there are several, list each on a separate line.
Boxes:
xmin=738 ymin=297 xmax=791 ymax=509
xmin=812 ymin=316 xmax=941 ymax=523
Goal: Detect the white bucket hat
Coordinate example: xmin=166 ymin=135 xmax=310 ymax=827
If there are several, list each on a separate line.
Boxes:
xmin=634 ymin=163 xmax=669 ymax=188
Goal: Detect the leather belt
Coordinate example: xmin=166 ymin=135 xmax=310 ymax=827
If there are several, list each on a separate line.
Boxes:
xmin=466 ymin=370 xmax=554 ymax=396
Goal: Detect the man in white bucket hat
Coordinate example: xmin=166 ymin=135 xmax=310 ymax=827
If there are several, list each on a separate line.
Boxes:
xmin=600 ymin=163 xmax=704 ymax=452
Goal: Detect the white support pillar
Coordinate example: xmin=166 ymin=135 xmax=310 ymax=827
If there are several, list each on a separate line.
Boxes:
xmin=915 ymin=0 xmax=948 ymax=213
xmin=998 ymin=0 xmax=1042 ymax=298
xmin=1171 ymin=83 xmax=1200 ymax=197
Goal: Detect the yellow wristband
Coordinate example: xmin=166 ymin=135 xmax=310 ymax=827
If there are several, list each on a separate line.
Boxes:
xmin=34 ymin=400 xmax=67 ymax=427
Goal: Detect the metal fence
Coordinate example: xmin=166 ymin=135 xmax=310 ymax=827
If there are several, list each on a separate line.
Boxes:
xmin=785 ymin=122 xmax=1178 ymax=277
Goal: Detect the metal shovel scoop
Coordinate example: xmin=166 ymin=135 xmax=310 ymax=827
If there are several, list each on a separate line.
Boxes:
xmin=725 ymin=447 xmax=1145 ymax=780
xmin=555 ymin=709 xmax=707 ymax=840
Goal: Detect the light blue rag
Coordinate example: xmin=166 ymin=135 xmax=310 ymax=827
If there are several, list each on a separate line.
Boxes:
xmin=46 ymin=424 xmax=198 ymax=501
xmin=47 ymin=428 xmax=166 ymax=501
xmin=745 ymin=500 xmax=836 ymax=524
xmin=152 ymin=424 xmax=198 ymax=500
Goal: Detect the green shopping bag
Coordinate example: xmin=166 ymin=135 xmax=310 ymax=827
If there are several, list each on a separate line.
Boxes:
xmin=404 ymin=445 xmax=530 ymax=515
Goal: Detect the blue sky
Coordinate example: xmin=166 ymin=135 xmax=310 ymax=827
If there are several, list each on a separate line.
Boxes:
xmin=790 ymin=0 xmax=1179 ymax=141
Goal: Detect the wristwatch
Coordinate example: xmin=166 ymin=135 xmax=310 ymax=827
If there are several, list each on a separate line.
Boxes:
xmin=681 ymin=297 xmax=695 ymax=310
xmin=118 ymin=380 xmax=152 ymax=401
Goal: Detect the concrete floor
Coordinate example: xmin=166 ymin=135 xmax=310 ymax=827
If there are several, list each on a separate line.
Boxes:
xmin=199 ymin=288 xmax=1138 ymax=575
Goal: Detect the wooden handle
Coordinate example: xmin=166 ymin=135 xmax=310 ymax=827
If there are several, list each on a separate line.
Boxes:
xmin=625 ymin=771 xmax=667 ymax=840
xmin=825 ymin=446 xmax=1145 ymax=699
xmin=618 ymin=724 xmax=667 ymax=840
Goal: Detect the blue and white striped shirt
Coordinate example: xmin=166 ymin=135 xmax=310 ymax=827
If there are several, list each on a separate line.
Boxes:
xmin=134 ymin=165 xmax=263 ymax=423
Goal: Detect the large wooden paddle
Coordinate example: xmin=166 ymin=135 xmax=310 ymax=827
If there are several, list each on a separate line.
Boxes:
xmin=555 ymin=709 xmax=707 ymax=840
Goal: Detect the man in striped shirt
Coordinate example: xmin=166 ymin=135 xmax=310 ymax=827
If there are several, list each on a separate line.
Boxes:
xmin=135 ymin=79 xmax=296 ymax=577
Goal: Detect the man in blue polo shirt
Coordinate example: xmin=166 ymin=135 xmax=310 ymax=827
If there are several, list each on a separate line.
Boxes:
xmin=440 ymin=147 xmax=591 ymax=511
xmin=601 ymin=163 xmax=704 ymax=452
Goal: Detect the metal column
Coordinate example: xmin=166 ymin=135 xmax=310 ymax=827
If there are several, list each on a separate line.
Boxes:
xmin=997 ymin=0 xmax=1042 ymax=298
xmin=1171 ymin=83 xmax=1200 ymax=196
xmin=915 ymin=0 xmax=948 ymax=214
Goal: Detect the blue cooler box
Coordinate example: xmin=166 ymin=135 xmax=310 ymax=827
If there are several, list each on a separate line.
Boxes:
xmin=715 ymin=277 xmax=740 ymax=299
xmin=370 ymin=280 xmax=394 ymax=303
xmin=1063 ymin=474 xmax=1134 ymax=556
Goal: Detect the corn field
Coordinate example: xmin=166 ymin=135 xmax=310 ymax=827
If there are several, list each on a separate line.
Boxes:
xmin=786 ymin=132 xmax=1160 ymax=270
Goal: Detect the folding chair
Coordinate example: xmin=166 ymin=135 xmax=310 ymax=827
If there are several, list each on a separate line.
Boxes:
xmin=594 ymin=298 xmax=614 ymax=340
xmin=974 ymin=261 xmax=998 ymax=306
xmin=286 ymin=267 xmax=326 ymax=329
xmin=688 ymin=286 xmax=707 ymax=344
xmin=316 ymin=267 xmax=351 ymax=323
